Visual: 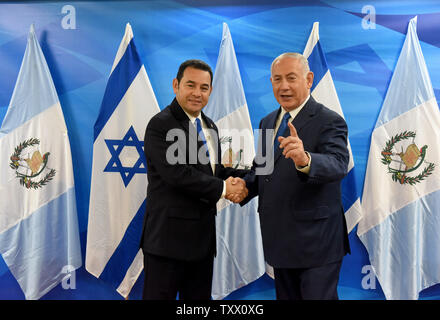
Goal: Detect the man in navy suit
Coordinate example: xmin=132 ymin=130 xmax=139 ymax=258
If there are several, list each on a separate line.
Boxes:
xmin=242 ymin=52 xmax=350 ymax=300
xmin=141 ymin=59 xmax=248 ymax=300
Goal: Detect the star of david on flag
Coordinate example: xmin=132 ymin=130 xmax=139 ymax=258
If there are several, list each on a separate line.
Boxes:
xmin=86 ymin=23 xmax=160 ymax=298
xmin=104 ymin=126 xmax=147 ymax=187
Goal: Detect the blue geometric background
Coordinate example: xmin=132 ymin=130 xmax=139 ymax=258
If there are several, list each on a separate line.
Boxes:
xmin=1 ymin=0 xmax=439 ymax=299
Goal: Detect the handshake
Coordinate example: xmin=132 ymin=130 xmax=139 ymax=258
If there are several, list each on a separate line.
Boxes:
xmin=225 ymin=177 xmax=248 ymax=203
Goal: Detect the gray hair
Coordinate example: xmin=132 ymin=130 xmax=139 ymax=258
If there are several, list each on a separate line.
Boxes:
xmin=270 ymin=52 xmax=310 ymax=76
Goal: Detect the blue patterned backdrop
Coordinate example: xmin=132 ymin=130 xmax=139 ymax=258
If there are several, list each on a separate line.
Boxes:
xmin=1 ymin=0 xmax=439 ymax=299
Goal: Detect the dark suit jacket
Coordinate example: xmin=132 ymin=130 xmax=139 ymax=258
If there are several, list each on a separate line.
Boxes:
xmin=141 ymin=98 xmax=246 ymax=262
xmin=242 ymin=96 xmax=350 ymax=269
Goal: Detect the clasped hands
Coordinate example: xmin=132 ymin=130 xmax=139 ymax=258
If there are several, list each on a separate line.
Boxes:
xmin=224 ymin=123 xmax=306 ymax=204
xmin=225 ymin=177 xmax=248 ymax=203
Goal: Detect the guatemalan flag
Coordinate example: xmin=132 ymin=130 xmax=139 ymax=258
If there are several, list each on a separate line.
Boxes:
xmin=357 ymin=17 xmax=440 ymax=300
xmin=205 ymin=23 xmax=265 ymax=299
xmin=303 ymin=22 xmax=362 ymax=232
xmin=0 ymin=25 xmax=82 ymax=300
xmin=85 ymin=23 xmax=160 ymax=298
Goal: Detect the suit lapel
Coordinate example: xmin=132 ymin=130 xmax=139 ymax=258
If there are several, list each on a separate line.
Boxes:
xmin=269 ymin=108 xmax=285 ymax=161
xmin=170 ymin=98 xmax=191 ymax=133
xmin=170 ymin=98 xmax=200 ymax=158
xmin=267 ymin=108 xmax=281 ymax=132
xmin=291 ymin=97 xmax=319 ymax=133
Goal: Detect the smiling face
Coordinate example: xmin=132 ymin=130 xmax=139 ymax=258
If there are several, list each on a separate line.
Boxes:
xmin=270 ymin=56 xmax=314 ymax=112
xmin=173 ymin=66 xmax=212 ymax=117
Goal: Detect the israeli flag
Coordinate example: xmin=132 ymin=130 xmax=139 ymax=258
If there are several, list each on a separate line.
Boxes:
xmin=0 ymin=25 xmax=82 ymax=300
xmin=205 ymin=23 xmax=265 ymax=300
xmin=303 ymin=22 xmax=363 ymax=232
xmin=85 ymin=23 xmax=160 ymax=298
xmin=358 ymin=17 xmax=440 ymax=299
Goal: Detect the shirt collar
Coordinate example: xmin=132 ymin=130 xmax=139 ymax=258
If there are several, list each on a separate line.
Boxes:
xmin=281 ymin=94 xmax=310 ymax=120
xmin=182 ymin=109 xmax=202 ymax=126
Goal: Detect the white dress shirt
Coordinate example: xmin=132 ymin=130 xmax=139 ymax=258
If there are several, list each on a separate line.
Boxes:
xmin=183 ymin=110 xmax=227 ymax=198
xmin=274 ymin=95 xmax=312 ymax=173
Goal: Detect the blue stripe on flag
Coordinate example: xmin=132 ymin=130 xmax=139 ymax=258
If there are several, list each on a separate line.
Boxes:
xmin=99 ymin=199 xmax=146 ymax=290
xmin=93 ymin=38 xmax=142 ymax=141
xmin=307 ymin=41 xmax=328 ymax=92
xmin=374 ymin=47 xmax=435 ymax=128
xmin=0 ymin=187 xmax=81 ymax=300
xmin=341 ymin=168 xmax=359 ymax=212
xmin=207 ymin=23 xmax=265 ymax=300
xmin=204 ymin=24 xmax=246 ymax=122
xmin=359 ymin=189 xmax=440 ymax=299
xmin=0 ymin=26 xmax=59 ymax=136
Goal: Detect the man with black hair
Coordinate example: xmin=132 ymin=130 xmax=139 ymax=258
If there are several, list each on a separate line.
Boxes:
xmin=141 ymin=59 xmax=248 ymax=300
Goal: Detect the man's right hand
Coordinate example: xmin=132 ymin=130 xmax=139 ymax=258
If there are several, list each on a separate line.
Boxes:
xmin=225 ymin=177 xmax=248 ymax=203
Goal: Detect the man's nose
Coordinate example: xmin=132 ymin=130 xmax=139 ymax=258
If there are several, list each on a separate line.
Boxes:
xmin=192 ymin=87 xmax=202 ymax=97
xmin=279 ymin=78 xmax=289 ymax=90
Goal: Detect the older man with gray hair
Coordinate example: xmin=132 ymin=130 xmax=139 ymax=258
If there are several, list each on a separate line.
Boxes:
xmin=241 ymin=52 xmax=351 ymax=300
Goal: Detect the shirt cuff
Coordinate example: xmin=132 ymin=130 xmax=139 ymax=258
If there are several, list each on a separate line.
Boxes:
xmin=221 ymin=181 xmax=227 ymax=198
xmin=296 ymin=151 xmax=311 ymax=174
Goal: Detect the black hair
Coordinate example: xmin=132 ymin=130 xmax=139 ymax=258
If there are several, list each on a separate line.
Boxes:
xmin=176 ymin=59 xmax=213 ymax=86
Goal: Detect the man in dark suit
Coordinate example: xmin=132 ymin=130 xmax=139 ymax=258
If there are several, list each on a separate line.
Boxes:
xmin=141 ymin=59 xmax=248 ymax=300
xmin=241 ymin=53 xmax=350 ymax=300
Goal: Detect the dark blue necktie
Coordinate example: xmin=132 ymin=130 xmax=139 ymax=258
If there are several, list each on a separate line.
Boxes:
xmin=195 ymin=118 xmax=210 ymax=159
xmin=273 ymin=112 xmax=291 ymax=153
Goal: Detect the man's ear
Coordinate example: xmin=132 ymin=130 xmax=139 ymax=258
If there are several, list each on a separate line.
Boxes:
xmin=306 ymin=71 xmax=314 ymax=89
xmin=172 ymin=78 xmax=179 ymax=94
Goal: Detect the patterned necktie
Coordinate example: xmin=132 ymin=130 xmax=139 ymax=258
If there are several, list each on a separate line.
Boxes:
xmin=195 ymin=118 xmax=210 ymax=159
xmin=273 ymin=112 xmax=291 ymax=153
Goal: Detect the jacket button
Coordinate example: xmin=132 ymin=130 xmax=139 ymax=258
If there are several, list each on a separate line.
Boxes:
xmin=264 ymin=178 xmax=270 ymax=183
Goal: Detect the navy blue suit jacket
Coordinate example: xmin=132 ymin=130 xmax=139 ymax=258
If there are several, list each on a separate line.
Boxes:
xmin=242 ymin=96 xmax=350 ymax=268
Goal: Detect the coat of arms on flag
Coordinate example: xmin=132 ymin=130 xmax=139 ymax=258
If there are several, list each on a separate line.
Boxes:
xmin=358 ymin=17 xmax=440 ymax=300
xmin=380 ymin=131 xmax=435 ymax=185
xmin=204 ymin=22 xmax=265 ymax=299
xmin=9 ymin=138 xmax=56 ymax=189
xmin=220 ymin=136 xmax=251 ymax=170
xmin=0 ymin=24 xmax=82 ymax=300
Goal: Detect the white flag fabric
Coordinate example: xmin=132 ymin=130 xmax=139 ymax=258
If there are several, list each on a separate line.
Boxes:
xmin=205 ymin=22 xmax=265 ymax=300
xmin=85 ymin=23 xmax=160 ymax=298
xmin=357 ymin=17 xmax=440 ymax=300
xmin=303 ymin=22 xmax=362 ymax=232
xmin=0 ymin=24 xmax=82 ymax=300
